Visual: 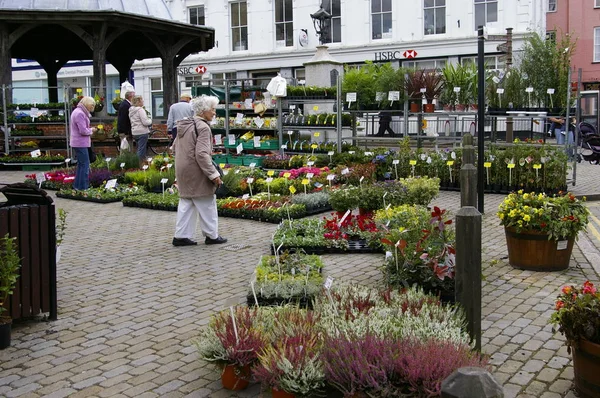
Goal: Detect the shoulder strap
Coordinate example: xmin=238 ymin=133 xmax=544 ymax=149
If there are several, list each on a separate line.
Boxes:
xmin=193 ymin=118 xmax=210 ymax=137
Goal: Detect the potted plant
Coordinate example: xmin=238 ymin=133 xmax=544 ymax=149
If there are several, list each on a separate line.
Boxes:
xmin=0 ymin=234 xmax=21 ymax=350
xmin=421 ymin=70 xmax=444 ymax=112
xmin=195 ymin=306 xmax=268 ymax=390
xmin=253 ymin=322 xmax=325 ymax=398
xmin=404 ymin=69 xmax=425 ymax=113
xmin=497 ymin=190 xmax=589 ymax=271
xmin=550 ymin=281 xmax=600 ymax=397
xmin=328 ymin=185 xmax=361 ymax=215
xmin=112 ymin=96 xmax=123 ymax=112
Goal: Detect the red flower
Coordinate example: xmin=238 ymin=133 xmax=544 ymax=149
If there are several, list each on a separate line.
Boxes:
xmin=583 ymin=280 xmax=597 ymax=294
xmin=555 ymin=300 xmax=564 ymax=310
xmin=562 ymin=286 xmax=572 ymax=295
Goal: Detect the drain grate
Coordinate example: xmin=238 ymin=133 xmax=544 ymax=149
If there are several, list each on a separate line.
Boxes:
xmin=223 ymin=243 xmax=252 ymax=251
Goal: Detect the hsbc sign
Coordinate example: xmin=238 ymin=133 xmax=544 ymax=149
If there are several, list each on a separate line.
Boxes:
xmin=374 ymin=49 xmax=418 ymax=61
xmin=177 ymin=64 xmax=208 ymax=75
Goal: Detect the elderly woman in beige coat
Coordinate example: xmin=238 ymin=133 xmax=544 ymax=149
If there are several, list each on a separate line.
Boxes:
xmin=172 ymin=95 xmax=227 ymax=246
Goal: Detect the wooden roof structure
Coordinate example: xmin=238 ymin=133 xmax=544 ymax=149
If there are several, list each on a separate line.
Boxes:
xmin=0 ymin=8 xmax=214 ymax=112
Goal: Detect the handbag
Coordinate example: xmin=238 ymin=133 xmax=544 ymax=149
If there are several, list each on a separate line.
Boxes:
xmin=88 ymin=145 xmax=97 ymax=163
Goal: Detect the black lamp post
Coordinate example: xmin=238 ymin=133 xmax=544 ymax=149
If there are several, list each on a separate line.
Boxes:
xmin=310 ymin=5 xmax=332 ymax=45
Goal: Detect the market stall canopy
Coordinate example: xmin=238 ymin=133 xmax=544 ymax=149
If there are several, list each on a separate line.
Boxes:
xmin=0 ymin=0 xmax=215 ymax=111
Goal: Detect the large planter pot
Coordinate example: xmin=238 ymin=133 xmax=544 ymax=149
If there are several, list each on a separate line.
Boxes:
xmin=272 ymin=388 xmax=295 ymax=398
xmin=221 ymin=364 xmax=250 ymax=390
xmin=504 ymin=228 xmax=574 ymax=271
xmin=0 ymin=320 xmax=11 ymax=350
xmin=572 ymin=339 xmax=600 ymax=397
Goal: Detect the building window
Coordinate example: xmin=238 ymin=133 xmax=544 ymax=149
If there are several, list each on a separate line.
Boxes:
xmin=595 ymin=28 xmax=600 ymax=62
xmin=371 ymin=0 xmax=392 ymax=40
xmin=231 ymin=1 xmax=248 ymax=51
xmin=189 ymin=6 xmax=205 ymax=25
xmin=211 ymin=72 xmax=238 ymax=86
xmin=424 ymin=0 xmax=446 ymax=35
xmin=294 ymin=68 xmax=306 ymax=85
xmin=403 ymin=59 xmax=447 ymax=70
xmin=546 ymin=30 xmax=556 ymax=44
xmin=275 ymin=0 xmax=293 ymax=47
xmin=150 ymin=77 xmax=164 ymax=118
xmin=461 ymin=55 xmax=504 ymax=71
xmin=547 ymin=0 xmax=556 ymax=12
xmin=322 ymin=0 xmax=342 ymax=43
xmin=474 ymin=0 xmax=497 ymax=29
xmin=596 ymin=0 xmax=600 ymax=8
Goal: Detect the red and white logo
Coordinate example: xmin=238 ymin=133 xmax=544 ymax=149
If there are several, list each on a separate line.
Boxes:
xmin=403 ymin=50 xmax=418 ymax=59
xmin=195 ymin=65 xmax=207 ymax=74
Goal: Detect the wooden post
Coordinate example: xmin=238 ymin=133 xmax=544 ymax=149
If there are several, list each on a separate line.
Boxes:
xmin=455 ymin=206 xmax=482 ymax=351
xmin=460 ymin=133 xmax=477 ymax=207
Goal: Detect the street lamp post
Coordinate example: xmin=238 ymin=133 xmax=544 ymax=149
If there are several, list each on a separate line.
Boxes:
xmin=310 ymin=4 xmax=332 ymax=45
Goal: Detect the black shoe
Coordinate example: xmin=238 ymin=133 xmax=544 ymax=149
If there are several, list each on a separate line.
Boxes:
xmin=172 ymin=237 xmax=198 ymax=246
xmin=205 ymin=235 xmax=228 ymax=245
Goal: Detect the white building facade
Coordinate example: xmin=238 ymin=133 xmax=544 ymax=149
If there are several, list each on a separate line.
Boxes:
xmin=11 ymin=0 xmax=547 ymax=116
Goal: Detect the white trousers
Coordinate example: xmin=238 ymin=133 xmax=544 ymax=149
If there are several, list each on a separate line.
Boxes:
xmin=174 ymin=196 xmax=219 ymax=240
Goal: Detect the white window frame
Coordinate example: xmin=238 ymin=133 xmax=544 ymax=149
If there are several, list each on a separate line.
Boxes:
xmin=474 ymin=0 xmax=498 ymax=29
xmin=547 ymin=0 xmax=557 ymax=12
xmin=322 ymin=0 xmax=342 ymax=44
xmin=594 ymin=27 xmax=600 ymax=62
xmin=188 ymin=5 xmax=205 ymax=25
xmin=371 ymin=0 xmax=392 ymax=40
xmin=403 ymin=58 xmax=447 ymax=70
xmin=230 ymin=1 xmax=248 ymax=52
xmin=596 ymin=0 xmax=600 ymax=8
xmin=275 ymin=0 xmax=293 ymax=47
xmin=424 ymin=0 xmax=446 ymax=36
xmin=150 ymin=77 xmax=163 ymax=118
xmin=461 ymin=55 xmax=504 ymax=71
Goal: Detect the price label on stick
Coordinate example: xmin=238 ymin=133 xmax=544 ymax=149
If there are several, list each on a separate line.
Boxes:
xmin=328 ymin=151 xmax=334 ymax=156
xmin=324 ymin=276 xmax=334 ymax=290
xmin=409 ymin=160 xmax=417 ymax=166
xmin=392 ymin=159 xmax=400 ymax=165
xmin=266 ymin=177 xmax=273 ymax=183
xmin=65 ymin=158 xmax=71 ymax=164
xmin=120 ymin=162 xmax=125 ymax=168
xmin=142 ymin=165 xmax=148 ymax=170
xmin=484 ymin=162 xmax=492 ymax=168
xmin=105 ymin=179 xmax=118 ymax=189
xmin=307 ymin=161 xmax=315 ymax=166
xmin=289 ymin=186 xmax=297 ymax=194
xmin=247 ymin=177 xmax=254 ymax=184
xmin=160 ymin=178 xmax=169 ymax=184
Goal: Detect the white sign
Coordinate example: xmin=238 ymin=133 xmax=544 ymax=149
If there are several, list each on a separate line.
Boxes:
xmin=30 ymin=149 xmax=41 ymax=158
xmin=326 ymin=174 xmax=336 ymax=181
xmin=306 ymin=173 xmax=314 ymax=179
xmin=547 ymin=88 xmax=555 ymax=94
xmin=392 ymin=159 xmax=400 ymax=165
xmin=375 ymin=92 xmax=385 ymax=101
xmin=248 ymin=163 xmax=256 ymax=168
xmin=324 ymin=276 xmax=334 ymax=290
xmin=420 ymin=88 xmax=427 ymax=93
xmin=160 ymin=178 xmax=169 ymax=184
xmin=526 ymin=87 xmax=534 ymax=93
xmin=453 ymin=87 xmax=461 ymax=93
xmin=281 ymin=144 xmax=288 ymax=149
xmin=120 ymin=162 xmax=125 ymax=168
xmin=36 ymin=173 xmax=46 ymax=183
xmin=307 ymin=161 xmax=315 ymax=166
xmin=247 ymin=177 xmax=254 ymax=184
xmin=496 ymin=88 xmax=505 ymax=94
xmin=388 ymin=91 xmax=400 ymax=101
xmin=253 ymin=136 xmax=261 ymax=148
xmin=105 ymin=179 xmax=118 ymax=189
xmin=236 ymin=143 xmax=243 ymax=154
xmin=214 ymin=134 xmax=222 ymax=145
xmin=265 ymin=177 xmax=273 ymax=183
xmin=346 ymin=92 xmax=357 ymax=102
xmin=228 ymin=134 xmax=236 ymax=145
xmin=341 ymin=168 xmax=349 ymax=175
xmin=254 ymin=117 xmax=265 ymax=128
xmin=327 ymin=151 xmax=335 ymax=156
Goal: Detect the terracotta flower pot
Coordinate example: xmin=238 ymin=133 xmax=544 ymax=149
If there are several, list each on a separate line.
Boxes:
xmin=423 ymin=103 xmax=435 ymax=113
xmin=220 ymin=364 xmax=250 ymax=390
xmin=504 ymin=227 xmax=574 ymax=271
xmin=572 ymin=339 xmax=600 ymax=397
xmin=410 ymin=102 xmax=421 ymax=113
xmin=271 ymin=387 xmax=295 ymax=398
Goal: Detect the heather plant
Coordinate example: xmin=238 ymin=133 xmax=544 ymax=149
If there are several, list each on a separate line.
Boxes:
xmin=392 ymin=337 xmax=489 ymax=396
xmin=253 ymin=330 xmax=326 ymax=397
xmin=323 ymin=333 xmax=395 ymax=397
xmin=195 ymin=306 xmax=268 ymax=368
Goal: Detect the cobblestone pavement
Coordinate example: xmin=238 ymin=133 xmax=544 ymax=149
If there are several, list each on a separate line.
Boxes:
xmin=0 ymin=162 xmax=599 ymax=398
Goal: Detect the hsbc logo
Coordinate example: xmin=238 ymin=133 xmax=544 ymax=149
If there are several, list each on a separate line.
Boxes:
xmin=374 ymin=49 xmax=418 ymax=61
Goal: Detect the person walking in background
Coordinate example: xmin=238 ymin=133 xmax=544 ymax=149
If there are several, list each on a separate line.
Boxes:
xmin=117 ymin=90 xmax=134 ymax=150
xmin=70 ymin=96 xmax=97 ymax=190
xmin=376 ymin=111 xmax=395 ymax=136
xmin=549 ymin=115 xmax=576 ymax=160
xmin=128 ymin=95 xmax=152 ymax=162
xmin=172 ymin=95 xmax=227 ymax=247
xmin=167 ymin=93 xmax=193 ymax=141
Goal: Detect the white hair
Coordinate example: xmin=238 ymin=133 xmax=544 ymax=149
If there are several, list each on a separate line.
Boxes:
xmin=79 ymin=96 xmax=95 ymax=107
xmin=191 ymin=95 xmax=219 ymax=115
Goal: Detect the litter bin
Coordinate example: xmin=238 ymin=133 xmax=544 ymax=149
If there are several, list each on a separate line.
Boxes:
xmin=0 ymin=183 xmax=57 ymax=321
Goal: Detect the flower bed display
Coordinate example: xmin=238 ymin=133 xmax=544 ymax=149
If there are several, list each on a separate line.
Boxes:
xmin=0 ymin=155 xmax=65 ymax=163
xmin=122 ymin=191 xmax=179 ymax=211
xmin=217 ymin=198 xmax=306 ymax=223
xmin=272 ymin=214 xmax=379 ymax=254
xmin=246 ymin=252 xmax=324 ymax=308
xmin=56 ymin=185 xmax=145 ymax=203
xmin=196 ymin=285 xmax=487 ymax=396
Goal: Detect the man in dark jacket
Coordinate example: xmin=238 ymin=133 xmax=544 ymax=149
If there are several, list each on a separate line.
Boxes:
xmin=117 ymin=90 xmax=135 ymax=149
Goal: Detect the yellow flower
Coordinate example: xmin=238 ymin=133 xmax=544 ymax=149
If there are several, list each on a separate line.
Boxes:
xmin=518 ymin=189 xmax=524 ymax=194
xmin=499 ymin=213 xmax=505 ymax=220
xmin=523 ymin=215 xmax=531 ymax=222
xmin=509 ymin=209 xmax=517 ymax=218
xmin=523 ymin=193 xmax=530 ymax=200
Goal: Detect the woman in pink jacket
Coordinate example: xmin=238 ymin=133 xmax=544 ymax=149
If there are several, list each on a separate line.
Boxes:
xmin=69 ymin=96 xmax=97 ymax=190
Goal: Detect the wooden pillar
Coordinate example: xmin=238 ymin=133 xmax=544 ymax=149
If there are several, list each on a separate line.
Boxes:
xmin=0 ymin=22 xmax=13 ymax=105
xmin=90 ymin=23 xmax=108 ymax=116
xmin=37 ymin=58 xmax=68 ymax=104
